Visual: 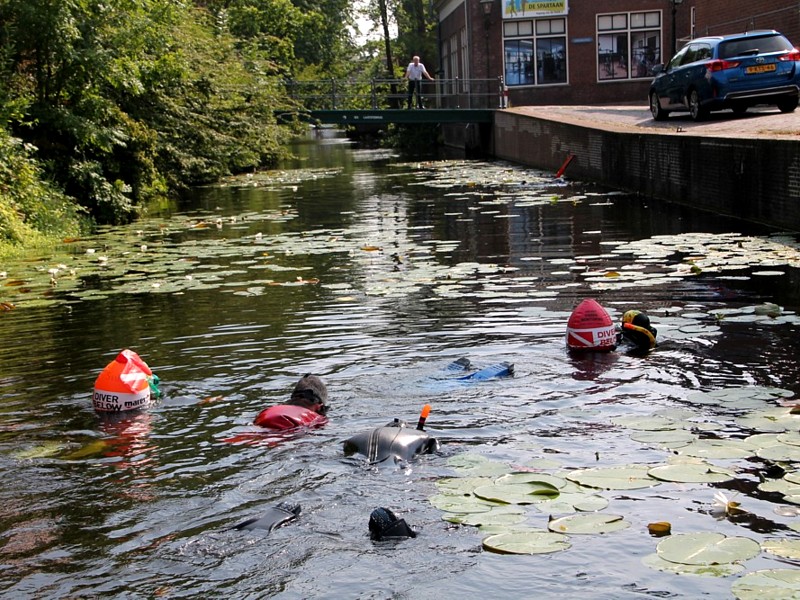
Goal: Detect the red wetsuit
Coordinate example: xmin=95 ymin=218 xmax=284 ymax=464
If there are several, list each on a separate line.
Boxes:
xmin=253 ymin=405 xmax=327 ymax=430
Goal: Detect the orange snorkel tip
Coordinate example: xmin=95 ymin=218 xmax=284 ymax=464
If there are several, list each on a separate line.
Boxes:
xmin=416 ymin=404 xmax=431 ymax=430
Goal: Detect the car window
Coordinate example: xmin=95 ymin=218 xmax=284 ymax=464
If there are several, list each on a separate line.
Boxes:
xmin=680 ymin=46 xmax=698 ymax=65
xmin=695 ymin=44 xmax=712 ymax=61
xmin=719 ymin=35 xmax=793 ymax=59
xmin=679 ymin=43 xmax=711 ymax=66
xmin=668 ymin=46 xmax=688 ymax=69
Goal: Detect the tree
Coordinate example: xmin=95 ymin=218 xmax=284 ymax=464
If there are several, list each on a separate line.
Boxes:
xmin=0 ymin=0 xmax=298 ymax=225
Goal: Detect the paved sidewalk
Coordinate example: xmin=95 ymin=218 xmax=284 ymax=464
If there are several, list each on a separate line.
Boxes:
xmin=507 ymin=104 xmax=800 ymax=140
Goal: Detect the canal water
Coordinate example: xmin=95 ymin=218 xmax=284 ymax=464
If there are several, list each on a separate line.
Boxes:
xmin=1 ymin=129 xmax=800 ymax=598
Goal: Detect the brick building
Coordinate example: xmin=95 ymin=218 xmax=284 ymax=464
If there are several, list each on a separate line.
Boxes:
xmin=435 ymin=0 xmax=799 ymax=106
xmin=694 ymin=1 xmax=800 ymax=43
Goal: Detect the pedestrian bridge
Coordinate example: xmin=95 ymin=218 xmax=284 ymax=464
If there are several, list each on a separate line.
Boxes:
xmin=276 ymin=77 xmax=504 ymax=125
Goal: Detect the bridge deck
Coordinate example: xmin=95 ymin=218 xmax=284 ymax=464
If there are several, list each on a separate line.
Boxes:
xmin=305 ymin=109 xmax=495 ymax=125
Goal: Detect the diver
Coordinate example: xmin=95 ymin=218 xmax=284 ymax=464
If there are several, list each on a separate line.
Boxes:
xmin=369 ymin=507 xmax=416 ymax=541
xmin=617 ymin=310 xmax=658 ymax=353
xmin=343 ymin=406 xmax=440 ymax=466
xmin=253 ymin=373 xmax=329 ymax=430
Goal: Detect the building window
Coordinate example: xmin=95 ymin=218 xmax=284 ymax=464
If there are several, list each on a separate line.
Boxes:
xmin=597 ymin=11 xmax=661 ymax=81
xmin=503 ymin=18 xmax=566 ymax=86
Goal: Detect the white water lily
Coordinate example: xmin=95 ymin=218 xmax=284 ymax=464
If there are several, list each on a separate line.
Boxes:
xmin=713 ymin=491 xmax=741 ymax=515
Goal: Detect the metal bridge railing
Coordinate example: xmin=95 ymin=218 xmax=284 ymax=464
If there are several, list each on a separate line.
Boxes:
xmin=283 ymin=77 xmax=506 ymax=111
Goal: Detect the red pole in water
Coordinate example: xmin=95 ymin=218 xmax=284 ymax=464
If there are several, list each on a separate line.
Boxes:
xmin=416 ymin=404 xmax=431 ymax=430
xmin=555 ymin=153 xmax=575 ymax=178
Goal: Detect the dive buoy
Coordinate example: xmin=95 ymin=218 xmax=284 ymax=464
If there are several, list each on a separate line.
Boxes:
xmin=566 ymin=299 xmax=617 ymax=352
xmin=93 ymin=349 xmax=159 ymax=413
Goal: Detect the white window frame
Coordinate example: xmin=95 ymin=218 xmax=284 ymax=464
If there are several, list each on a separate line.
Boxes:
xmin=597 ymin=10 xmax=662 ymax=82
xmin=502 ymin=17 xmax=567 ymax=88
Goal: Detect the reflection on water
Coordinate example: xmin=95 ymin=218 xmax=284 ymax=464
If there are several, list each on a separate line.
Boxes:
xmin=1 ymin=128 xmax=799 ymax=598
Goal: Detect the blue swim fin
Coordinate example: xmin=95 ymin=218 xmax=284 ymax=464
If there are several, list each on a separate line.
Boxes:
xmin=458 ymin=361 xmax=514 ymax=381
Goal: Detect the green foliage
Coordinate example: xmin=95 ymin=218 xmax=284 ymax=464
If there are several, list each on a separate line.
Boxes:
xmin=0 ymin=0 xmax=438 ymax=249
xmin=0 ymin=130 xmax=87 ymax=255
xmin=0 ymin=0 xmax=307 ymax=231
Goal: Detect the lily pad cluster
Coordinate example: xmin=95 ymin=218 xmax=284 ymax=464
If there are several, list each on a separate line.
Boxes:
xmin=432 ymin=454 xmax=621 ymax=556
xmin=433 ymin=385 xmax=800 ymax=597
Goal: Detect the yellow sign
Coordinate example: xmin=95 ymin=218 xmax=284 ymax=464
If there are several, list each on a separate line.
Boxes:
xmin=504 ymin=0 xmax=568 ymax=18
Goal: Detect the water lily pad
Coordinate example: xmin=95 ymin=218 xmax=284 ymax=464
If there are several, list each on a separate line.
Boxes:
xmin=436 ymin=476 xmax=494 ymax=495
xmin=677 ymin=439 xmax=755 ymax=460
xmin=612 ymin=415 xmax=678 ymax=431
xmin=656 ymin=532 xmax=760 ymax=566
xmin=482 ymin=531 xmax=571 ymax=555
xmin=429 ymin=494 xmax=495 ymax=514
xmin=762 ymin=538 xmax=800 ymax=560
xmin=547 ymin=513 xmax=630 ymax=534
xmin=736 ymin=408 xmax=799 ymax=433
xmin=461 ymin=506 xmax=527 ymax=527
xmin=473 ymin=482 xmax=559 ymax=504
xmin=630 ymin=429 xmax=695 ymax=448
xmin=642 ymin=553 xmax=745 ymax=577
xmin=757 ymin=479 xmax=800 ymax=496
xmin=446 ymin=453 xmax=510 ymax=477
xmin=648 ymin=463 xmax=735 ymax=483
xmin=538 ymin=493 xmax=610 ymax=514
xmin=687 ymin=387 xmax=794 ymax=412
xmin=777 ymin=432 xmax=800 ymax=447
xmin=495 ymin=472 xmax=568 ymax=489
xmin=757 ymin=443 xmax=800 ymax=463
xmin=744 ymin=433 xmax=784 ymax=448
xmin=731 ymin=569 xmax=800 ymax=599
xmin=566 ymin=465 xmax=659 ymax=490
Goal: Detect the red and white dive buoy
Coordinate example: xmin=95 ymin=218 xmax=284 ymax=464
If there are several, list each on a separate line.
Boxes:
xmin=93 ymin=349 xmax=157 ymax=413
xmin=566 ymin=299 xmax=617 ymax=352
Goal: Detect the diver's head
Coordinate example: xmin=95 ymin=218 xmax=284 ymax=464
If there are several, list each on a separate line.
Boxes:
xmin=288 ymin=374 xmax=329 ymax=414
xmin=621 ymin=310 xmax=657 ymax=350
xmin=369 ymin=507 xmax=416 ymax=540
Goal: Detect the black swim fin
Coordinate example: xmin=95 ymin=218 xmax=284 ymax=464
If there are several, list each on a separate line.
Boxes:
xmin=232 ymin=502 xmax=301 ymax=533
xmin=445 ymin=357 xmax=472 ymax=372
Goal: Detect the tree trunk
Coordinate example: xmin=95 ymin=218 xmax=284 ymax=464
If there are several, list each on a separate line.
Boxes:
xmin=378 ymin=0 xmax=399 ymax=107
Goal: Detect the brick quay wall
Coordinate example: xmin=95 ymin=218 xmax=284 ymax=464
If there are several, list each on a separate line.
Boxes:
xmin=482 ymin=106 xmax=800 ymax=232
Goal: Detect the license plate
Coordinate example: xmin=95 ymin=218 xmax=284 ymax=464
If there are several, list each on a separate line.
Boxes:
xmin=746 ymin=63 xmax=777 ymax=74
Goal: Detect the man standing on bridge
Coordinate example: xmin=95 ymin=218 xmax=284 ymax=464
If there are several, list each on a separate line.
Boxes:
xmin=404 ymin=55 xmax=434 ymax=109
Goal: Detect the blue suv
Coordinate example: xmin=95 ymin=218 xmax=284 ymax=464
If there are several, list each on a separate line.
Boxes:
xmin=649 ymin=30 xmax=800 ymax=121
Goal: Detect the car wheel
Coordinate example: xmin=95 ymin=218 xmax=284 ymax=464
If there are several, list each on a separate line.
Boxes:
xmin=650 ymin=92 xmax=668 ymax=121
xmin=777 ymin=97 xmax=798 ymax=113
xmin=688 ymin=90 xmax=707 ymax=121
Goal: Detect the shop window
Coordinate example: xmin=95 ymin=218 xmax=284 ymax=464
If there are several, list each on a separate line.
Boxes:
xmin=597 ymin=11 xmax=661 ymax=81
xmin=504 ymin=18 xmax=567 ymax=87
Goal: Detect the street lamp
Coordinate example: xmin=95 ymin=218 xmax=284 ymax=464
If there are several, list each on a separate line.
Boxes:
xmin=480 ymin=0 xmax=494 ymax=106
xmin=670 ymin=0 xmax=684 ymax=57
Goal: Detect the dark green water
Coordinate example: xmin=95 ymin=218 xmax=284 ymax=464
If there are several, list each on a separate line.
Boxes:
xmin=1 ymin=129 xmax=800 ymax=598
